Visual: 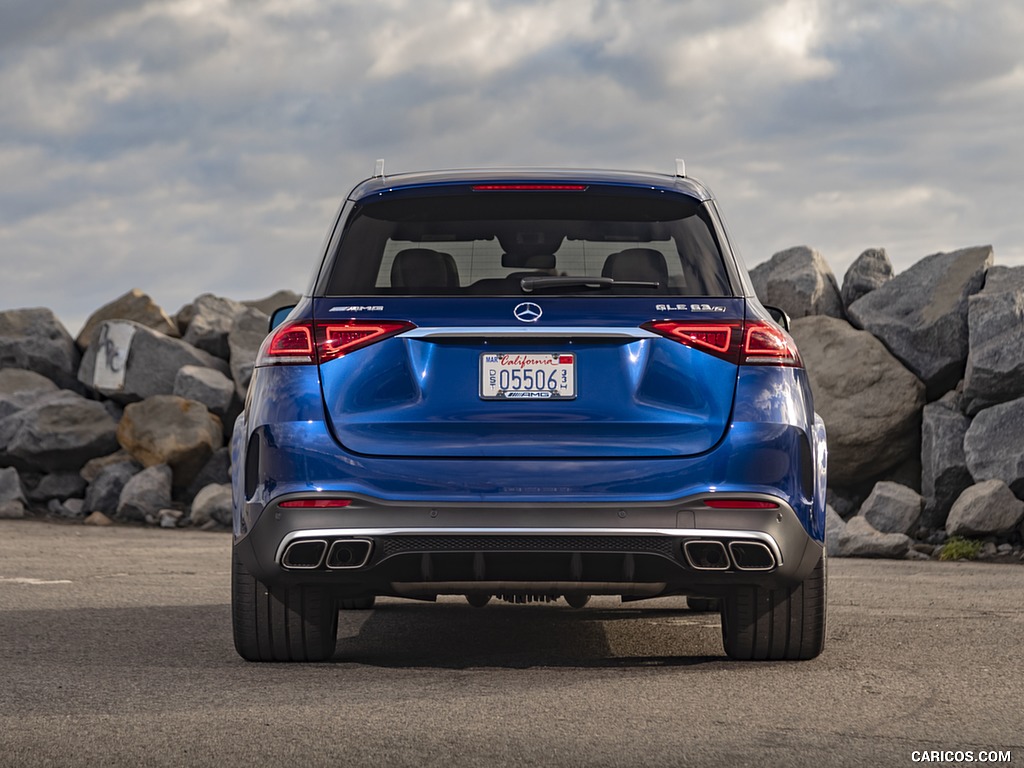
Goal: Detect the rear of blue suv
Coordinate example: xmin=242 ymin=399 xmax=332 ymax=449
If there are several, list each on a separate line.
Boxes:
xmin=231 ymin=167 xmax=827 ymax=662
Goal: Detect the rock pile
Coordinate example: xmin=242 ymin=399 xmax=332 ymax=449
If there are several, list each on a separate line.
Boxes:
xmin=0 ymin=289 xmax=298 ymax=527
xmin=1 ymin=248 xmax=1022 ymax=563
xmin=759 ymin=244 xmax=1024 ymax=560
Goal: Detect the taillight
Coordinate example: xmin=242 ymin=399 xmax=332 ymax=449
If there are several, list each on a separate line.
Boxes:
xmin=256 ymin=320 xmax=415 ymax=366
xmin=643 ymin=319 xmax=801 ymax=367
xmin=742 ymin=321 xmax=801 ymax=367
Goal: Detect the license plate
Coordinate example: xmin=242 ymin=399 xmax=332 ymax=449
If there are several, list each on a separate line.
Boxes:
xmin=479 ymin=353 xmax=576 ymax=400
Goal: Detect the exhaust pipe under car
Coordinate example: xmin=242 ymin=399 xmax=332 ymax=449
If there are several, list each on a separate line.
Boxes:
xmin=683 ymin=540 xmax=731 ymax=571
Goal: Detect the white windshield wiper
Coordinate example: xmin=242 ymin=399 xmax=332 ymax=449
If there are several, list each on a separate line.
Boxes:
xmin=519 ymin=275 xmax=660 ymax=293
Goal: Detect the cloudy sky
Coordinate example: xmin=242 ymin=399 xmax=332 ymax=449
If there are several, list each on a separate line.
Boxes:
xmin=2 ymin=0 xmax=1022 ymax=335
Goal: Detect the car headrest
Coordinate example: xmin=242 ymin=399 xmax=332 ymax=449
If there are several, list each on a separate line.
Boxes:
xmin=390 ymin=249 xmax=460 ymax=289
xmin=601 ymin=248 xmax=669 ymax=284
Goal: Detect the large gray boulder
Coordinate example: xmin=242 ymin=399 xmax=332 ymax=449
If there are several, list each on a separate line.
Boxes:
xmin=0 ymin=308 xmax=82 ymax=391
xmin=116 ymin=464 xmax=173 ymax=522
xmin=963 ymin=397 xmax=1024 ymax=496
xmin=946 ymin=480 xmax=1024 ymax=537
xmin=963 ymin=266 xmax=1024 ymax=415
xmin=847 ymin=246 xmax=992 ymax=399
xmin=0 ymin=368 xmax=59 ymax=420
xmin=76 ymin=289 xmax=179 ymax=349
xmin=228 ymin=307 xmax=269 ymax=399
xmin=920 ymin=393 xmax=973 ymax=529
xmin=860 ymin=481 xmax=923 ymax=535
xmin=0 ymin=467 xmax=26 ymax=505
xmin=750 ymin=246 xmax=844 ymax=319
xmin=182 ymin=447 xmax=231 ymax=504
xmin=840 ymin=248 xmax=893 ymax=310
xmin=78 ymin=320 xmax=229 ymax=404
xmin=790 ymin=316 xmax=925 ymax=488
xmin=190 ymin=483 xmax=233 ymax=527
xmin=243 ymin=290 xmax=301 ymax=317
xmin=0 ymin=390 xmax=119 ymax=473
xmin=831 ymin=514 xmax=913 ymax=559
xmin=173 ymin=366 xmax=235 ymax=419
xmin=182 ymin=294 xmax=247 ymax=360
xmin=116 ymin=395 xmax=224 ymax=488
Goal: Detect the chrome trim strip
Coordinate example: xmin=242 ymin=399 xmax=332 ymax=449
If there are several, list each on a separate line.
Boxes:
xmin=401 ymin=326 xmax=660 ymax=339
xmin=274 ymin=527 xmax=783 ymax=567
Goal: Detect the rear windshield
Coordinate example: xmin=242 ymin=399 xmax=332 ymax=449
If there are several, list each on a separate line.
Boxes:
xmin=323 ymin=188 xmax=733 ymax=297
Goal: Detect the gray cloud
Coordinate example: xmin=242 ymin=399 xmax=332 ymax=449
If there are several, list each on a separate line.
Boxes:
xmin=1 ymin=0 xmax=1021 ymax=335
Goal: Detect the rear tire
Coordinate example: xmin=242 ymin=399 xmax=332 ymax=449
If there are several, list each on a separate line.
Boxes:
xmin=720 ymin=552 xmax=826 ymax=661
xmin=232 ymin=551 xmax=338 ymax=662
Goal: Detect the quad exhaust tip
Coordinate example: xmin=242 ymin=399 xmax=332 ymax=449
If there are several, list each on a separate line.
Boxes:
xmin=684 ymin=539 xmax=778 ymax=571
xmin=281 ymin=538 xmax=373 ymax=570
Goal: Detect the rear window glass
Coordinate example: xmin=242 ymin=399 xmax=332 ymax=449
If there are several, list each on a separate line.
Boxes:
xmin=323 ymin=188 xmax=732 ymax=297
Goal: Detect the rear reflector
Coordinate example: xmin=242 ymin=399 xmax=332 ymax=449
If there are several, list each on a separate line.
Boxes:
xmin=703 ymin=499 xmax=779 ymax=510
xmin=279 ymin=499 xmax=353 ymax=509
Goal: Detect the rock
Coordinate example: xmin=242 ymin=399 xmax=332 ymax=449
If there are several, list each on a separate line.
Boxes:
xmin=835 ymin=515 xmax=913 ymax=559
xmin=190 ymin=483 xmax=233 ymax=527
xmin=80 ymin=450 xmax=138 ymax=483
xmin=76 ymin=289 xmax=179 ymax=349
xmin=117 ymin=396 xmax=223 ymax=488
xmin=825 ymin=505 xmax=846 ymax=557
xmin=228 ymin=307 xmax=269 ymax=399
xmin=826 ymin=486 xmax=867 ymax=519
xmin=963 ymin=266 xmax=1024 ymax=414
xmin=47 ymin=497 xmax=82 ymax=519
xmin=0 ymin=467 xmax=27 ymax=505
xmin=0 ymin=390 xmax=120 ymax=473
xmin=0 ymin=368 xmax=60 ymax=421
xmin=0 ymin=500 xmax=26 ymax=519
xmin=841 ymin=248 xmax=894 ymax=310
xmin=83 ymin=511 xmax=113 ymax=526
xmin=173 ymin=366 xmax=235 ymax=419
xmin=790 ymin=315 xmax=925 ymax=487
xmin=78 ymin=320 xmax=230 ymax=404
xmin=242 ymin=290 xmax=301 ymax=317
xmin=0 ymin=308 xmax=82 ymax=391
xmin=116 ymin=464 xmax=173 ymax=522
xmin=27 ymin=472 xmax=88 ymax=503
xmin=920 ymin=393 xmax=973 ymax=528
xmin=963 ymin=397 xmax=1024 ymax=496
xmin=750 ymin=246 xmax=844 ymax=319
xmin=860 ymin=481 xmax=923 ymax=535
xmin=946 ymin=480 xmax=1024 ymax=538
xmin=182 ymin=294 xmax=247 ymax=360
xmin=847 ymin=245 xmax=992 ymax=399
xmin=83 ymin=461 xmax=140 ymax=515
xmin=181 ymin=447 xmax=231 ymax=504
xmin=159 ymin=509 xmax=184 ymax=528
xmin=63 ymin=498 xmax=84 ymax=516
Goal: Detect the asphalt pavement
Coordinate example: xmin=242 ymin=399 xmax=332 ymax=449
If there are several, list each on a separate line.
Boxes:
xmin=0 ymin=520 xmax=1021 ymax=767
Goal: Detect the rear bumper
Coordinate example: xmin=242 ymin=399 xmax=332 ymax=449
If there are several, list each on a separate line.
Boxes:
xmin=234 ymin=492 xmax=824 ymax=600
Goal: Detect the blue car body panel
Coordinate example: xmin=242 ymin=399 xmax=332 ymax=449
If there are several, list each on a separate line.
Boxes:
xmin=231 ymin=167 xmax=826 ymax=602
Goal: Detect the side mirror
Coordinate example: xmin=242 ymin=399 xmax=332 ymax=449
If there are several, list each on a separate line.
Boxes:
xmin=764 ymin=305 xmax=791 ymax=332
xmin=268 ymin=305 xmax=296 ymax=333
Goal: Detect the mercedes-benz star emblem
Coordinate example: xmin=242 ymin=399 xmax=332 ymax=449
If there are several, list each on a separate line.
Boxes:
xmin=513 ymin=302 xmax=543 ymax=323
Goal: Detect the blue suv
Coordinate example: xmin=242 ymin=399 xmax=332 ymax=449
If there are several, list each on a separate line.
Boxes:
xmin=230 ymin=165 xmax=828 ymax=662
